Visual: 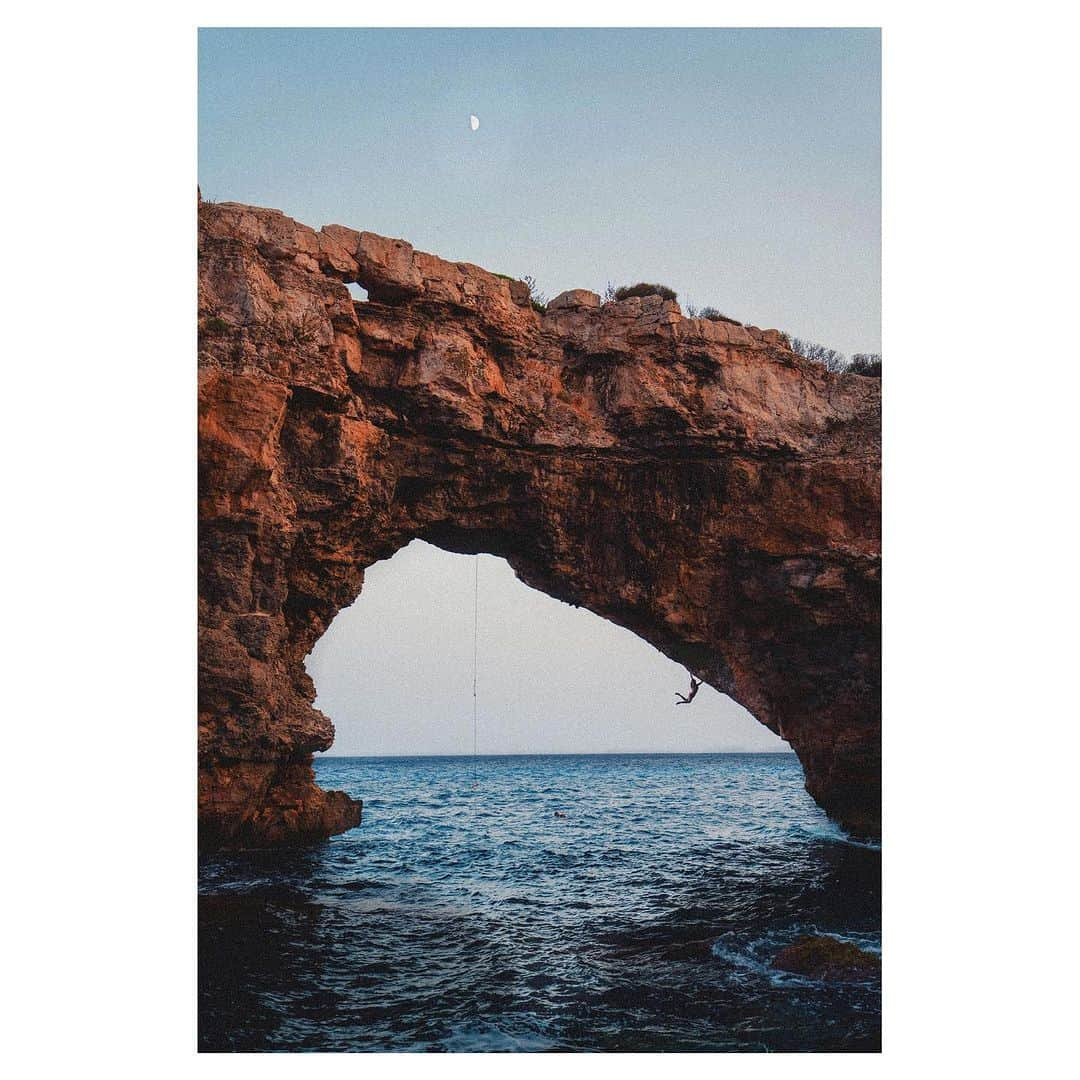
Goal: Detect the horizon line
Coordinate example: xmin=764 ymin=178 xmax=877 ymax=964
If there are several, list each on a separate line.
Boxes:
xmin=317 ymin=749 xmax=796 ymax=759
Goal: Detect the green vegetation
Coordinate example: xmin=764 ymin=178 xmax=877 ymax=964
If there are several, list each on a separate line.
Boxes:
xmin=698 ymin=306 xmax=742 ymax=326
xmin=789 ymin=337 xmax=882 ymax=378
xmin=522 ymin=274 xmax=548 ymax=314
xmin=493 ymin=271 xmax=547 ymax=313
xmin=202 ymin=316 xmax=231 ymax=334
xmin=611 ymin=282 xmax=677 ymax=302
xmin=789 ymin=336 xmax=847 ymax=373
xmin=848 ymin=353 xmax=882 ymax=377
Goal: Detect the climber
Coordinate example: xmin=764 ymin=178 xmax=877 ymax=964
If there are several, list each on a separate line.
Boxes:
xmin=675 ymin=675 xmax=702 ymax=706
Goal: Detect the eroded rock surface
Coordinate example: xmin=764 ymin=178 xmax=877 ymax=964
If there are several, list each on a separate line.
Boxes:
xmin=198 ymin=198 xmax=881 ymax=849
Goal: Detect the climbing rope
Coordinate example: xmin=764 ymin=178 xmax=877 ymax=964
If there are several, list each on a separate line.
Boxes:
xmin=472 ymin=555 xmax=479 ymax=786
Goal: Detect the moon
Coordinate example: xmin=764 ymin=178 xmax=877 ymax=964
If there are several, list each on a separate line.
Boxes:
xmin=469 ymin=114 xmax=480 ymax=132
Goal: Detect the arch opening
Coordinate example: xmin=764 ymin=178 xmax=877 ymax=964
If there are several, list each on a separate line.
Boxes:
xmin=307 ymin=540 xmax=790 ymax=759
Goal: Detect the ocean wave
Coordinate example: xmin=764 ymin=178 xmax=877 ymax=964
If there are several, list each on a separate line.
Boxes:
xmin=200 ymin=753 xmax=880 ymax=1052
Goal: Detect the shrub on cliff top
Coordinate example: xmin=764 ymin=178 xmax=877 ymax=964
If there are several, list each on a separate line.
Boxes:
xmin=789 ymin=336 xmax=848 ymax=374
xmin=789 ymin=337 xmax=883 ymax=378
xmin=612 ymin=282 xmax=677 ymax=303
xmin=522 ymin=274 xmax=548 ymax=314
xmin=699 ymin=306 xmax=743 ymax=326
xmin=495 ymin=272 xmax=548 ymax=314
xmin=848 ymin=353 xmax=882 ymax=377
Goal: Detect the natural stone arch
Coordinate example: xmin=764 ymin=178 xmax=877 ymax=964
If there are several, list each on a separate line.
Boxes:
xmin=306 ymin=539 xmax=787 ymax=757
xmin=197 ymin=199 xmax=880 ymax=849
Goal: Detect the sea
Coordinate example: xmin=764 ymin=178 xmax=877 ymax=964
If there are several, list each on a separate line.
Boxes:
xmin=198 ymin=753 xmax=881 ymax=1052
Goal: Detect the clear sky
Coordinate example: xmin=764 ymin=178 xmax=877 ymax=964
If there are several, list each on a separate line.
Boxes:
xmin=307 ymin=543 xmax=788 ymax=757
xmin=200 ymin=28 xmax=877 ymax=757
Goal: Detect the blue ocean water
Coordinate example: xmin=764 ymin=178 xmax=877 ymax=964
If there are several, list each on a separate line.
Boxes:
xmin=199 ymin=753 xmax=880 ymax=1052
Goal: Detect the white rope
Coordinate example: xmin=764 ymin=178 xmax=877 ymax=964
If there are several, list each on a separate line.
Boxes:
xmin=472 ymin=556 xmax=479 ymax=781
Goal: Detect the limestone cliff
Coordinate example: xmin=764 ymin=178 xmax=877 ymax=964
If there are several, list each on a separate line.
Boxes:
xmin=197 ymin=199 xmax=881 ymax=848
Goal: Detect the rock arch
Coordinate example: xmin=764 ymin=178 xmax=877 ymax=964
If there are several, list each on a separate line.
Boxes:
xmin=197 ymin=199 xmax=881 ymax=849
xmin=307 ymin=539 xmax=789 ymax=756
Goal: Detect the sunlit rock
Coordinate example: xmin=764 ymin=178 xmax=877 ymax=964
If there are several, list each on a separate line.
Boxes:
xmin=198 ymin=200 xmax=880 ymax=849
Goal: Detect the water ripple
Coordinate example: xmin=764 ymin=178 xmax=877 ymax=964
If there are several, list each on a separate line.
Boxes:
xmin=199 ymin=753 xmax=880 ymax=1052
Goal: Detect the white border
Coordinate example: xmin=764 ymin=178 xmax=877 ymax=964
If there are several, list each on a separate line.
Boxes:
xmin=5 ymin=2 xmax=1076 ymax=1073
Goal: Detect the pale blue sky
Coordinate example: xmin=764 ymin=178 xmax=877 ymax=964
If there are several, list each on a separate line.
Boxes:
xmin=307 ymin=543 xmax=788 ymax=756
xmin=200 ymin=28 xmax=877 ymax=756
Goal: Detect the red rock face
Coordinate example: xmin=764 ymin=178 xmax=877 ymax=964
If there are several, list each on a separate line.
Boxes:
xmin=198 ymin=200 xmax=881 ymax=848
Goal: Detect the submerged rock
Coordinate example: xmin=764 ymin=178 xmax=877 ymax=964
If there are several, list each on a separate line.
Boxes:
xmin=772 ymin=935 xmax=880 ymax=981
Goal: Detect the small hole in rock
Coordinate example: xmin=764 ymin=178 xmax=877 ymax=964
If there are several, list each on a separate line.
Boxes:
xmin=347 ymin=283 xmax=369 ymax=302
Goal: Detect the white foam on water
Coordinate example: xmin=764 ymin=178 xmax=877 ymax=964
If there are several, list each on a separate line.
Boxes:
xmin=440 ymin=1022 xmax=552 ymax=1052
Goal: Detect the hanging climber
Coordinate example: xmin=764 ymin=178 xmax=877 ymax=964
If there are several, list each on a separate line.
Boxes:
xmin=675 ymin=675 xmax=702 ymax=706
